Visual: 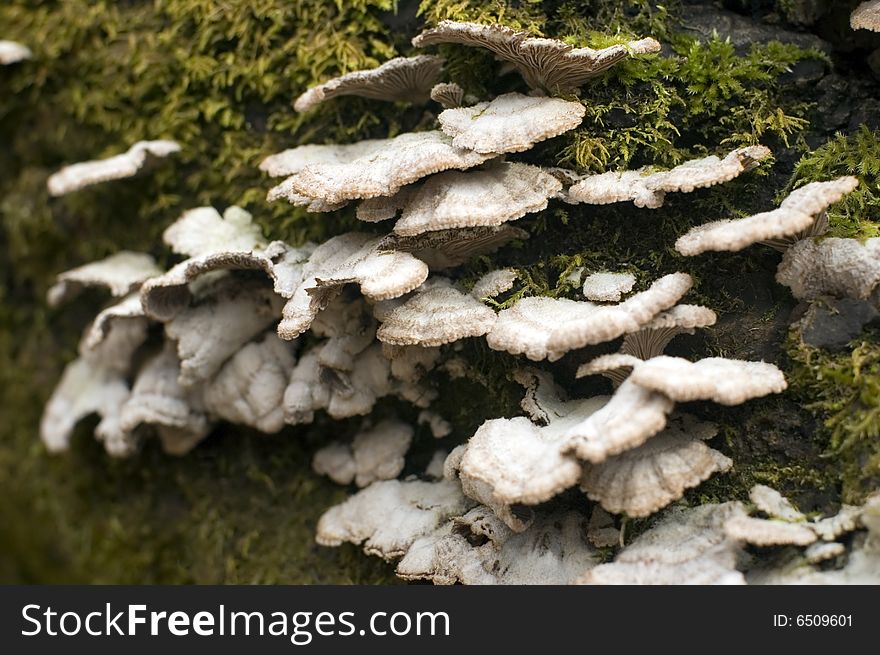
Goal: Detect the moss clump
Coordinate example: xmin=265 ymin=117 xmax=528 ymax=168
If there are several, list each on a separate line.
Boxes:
xmin=781 ymin=126 xmax=880 ymax=238
xmin=558 ymin=36 xmax=821 ymax=172
xmin=785 ymin=328 xmax=880 ymax=502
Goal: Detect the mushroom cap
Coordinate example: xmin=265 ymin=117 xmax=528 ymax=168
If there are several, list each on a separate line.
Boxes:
xmin=390 ymin=162 xmax=562 ymax=236
xmin=851 ymin=1 xmax=880 ymax=31
xmin=203 ymin=333 xmax=297 ymax=434
xmin=260 ymin=139 xmax=387 ymax=178
xmin=776 ymin=236 xmax=880 ymax=301
xmin=627 ymin=356 xmax=787 ymax=405
xmin=0 ymin=40 xmax=32 ymax=65
xmin=459 ymin=417 xmax=583 ymax=507
xmin=561 ymin=378 xmax=674 ymax=463
xmin=546 ymin=272 xmax=693 ymax=359
xmin=470 ymin=268 xmax=517 ymax=300
xmin=46 ymin=140 xmax=180 ymax=197
xmin=140 ymin=241 xmax=311 ymax=323
xmin=413 ymin=20 xmax=659 ymax=94
xmin=163 ymin=205 xmax=267 ymax=258
xmin=313 ymin=420 xmax=414 ymax=488
xmin=165 ymin=278 xmax=284 ymax=388
xmin=376 ymin=283 xmax=497 ymax=347
xmin=724 ymin=515 xmax=818 ymax=546
xmin=40 ymin=358 xmax=133 ymax=456
xmin=487 ymin=296 xmax=599 ymax=361
xmin=749 ymin=484 xmax=805 ymax=522
xmin=579 ymin=502 xmax=747 ymax=584
xmin=294 ymin=55 xmax=444 ymax=112
xmin=277 ymin=233 xmax=429 ymax=340
xmin=47 ymin=251 xmax=161 ymax=307
xmin=398 ymin=508 xmax=599 ymax=585
xmin=580 ymin=415 xmax=731 ymax=517
xmin=566 ymin=146 xmax=770 ymax=209
xmin=438 ymin=92 xmax=585 ymax=154
xmin=582 ymin=271 xmax=637 ymax=302
xmin=276 ymin=131 xmax=494 ymax=205
xmin=675 ymin=176 xmax=859 ymax=256
xmin=79 ymin=294 xmax=147 ymax=354
xmin=315 ymin=479 xmax=476 ymax=560
xmin=118 ymin=342 xmax=212 ymax=455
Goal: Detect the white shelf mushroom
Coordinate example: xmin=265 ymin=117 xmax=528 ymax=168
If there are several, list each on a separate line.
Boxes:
xmin=315 ymin=478 xmax=476 ymax=560
xmin=277 ymin=232 xmax=428 ymax=339
xmin=580 ymin=414 xmax=732 ymax=518
xmin=438 ymin=92 xmax=585 ymax=154
xmin=118 ymin=342 xmax=212 ymax=456
xmin=165 ymin=278 xmax=284 ymax=388
xmin=776 ymin=236 xmax=880 ymax=301
xmin=46 ymin=140 xmax=181 ymax=196
xmin=470 ymin=269 xmax=517 ymax=301
xmin=413 ymin=20 xmax=659 ymax=94
xmin=566 ymin=145 xmax=771 ymax=209
xmin=370 ymin=162 xmax=562 ymax=236
xmin=582 ymin=271 xmax=636 ymax=302
xmin=675 ymin=176 xmax=858 ymax=256
xmin=579 ymin=502 xmax=748 ymax=584
xmin=376 ymin=279 xmax=497 ymax=347
xmin=851 ymin=1 xmax=880 ymax=31
xmin=268 ymin=131 xmax=494 ymax=206
xmin=203 ymin=333 xmax=297 ymax=434
xmin=397 ymin=507 xmax=600 ymax=584
xmin=0 ymin=40 xmax=32 ymax=65
xmin=294 ymin=55 xmax=444 ymax=112
xmin=47 ymin=251 xmax=161 ymax=307
xmin=312 ymin=420 xmax=414 ymax=488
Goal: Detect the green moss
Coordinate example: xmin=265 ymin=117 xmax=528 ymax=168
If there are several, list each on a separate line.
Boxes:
xmin=558 ymin=35 xmax=822 ymax=172
xmin=785 ymin=329 xmax=880 ymax=502
xmin=781 ymin=126 xmax=880 ymax=238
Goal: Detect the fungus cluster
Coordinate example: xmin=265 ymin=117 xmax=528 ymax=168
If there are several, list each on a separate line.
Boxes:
xmin=39 ymin=15 xmax=874 ymax=585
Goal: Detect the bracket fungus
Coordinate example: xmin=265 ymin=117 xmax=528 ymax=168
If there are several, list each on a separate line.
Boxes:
xmin=0 ymin=40 xmax=32 ymax=65
xmin=165 ymin=278 xmax=284 ymax=388
xmin=470 ymin=269 xmax=517 ymax=301
xmin=383 ymin=162 xmax=562 ymax=236
xmin=269 ymin=131 xmax=493 ymax=206
xmin=675 ymin=176 xmax=859 ymax=255
xmin=412 ymin=20 xmax=660 ymax=94
xmin=47 ymin=251 xmax=161 ymax=308
xmin=293 ymin=55 xmax=444 ymax=112
xmin=312 ymin=420 xmax=413 ymax=488
xmin=202 ymin=333 xmax=296 ymax=434
xmin=276 ymin=233 xmax=428 ymax=339
xmin=437 ymin=93 xmax=585 ymax=154
xmin=377 ymin=225 xmax=528 ymax=270
xmin=259 ymin=140 xmax=387 ymax=178
xmin=397 ymin=507 xmax=599 ymax=585
xmin=852 ymin=1 xmax=880 ymax=31
xmin=315 ymin=479 xmax=475 ymax=561
xmin=34 ymin=9 xmax=880 ymax=588
xmin=579 ymin=503 xmax=748 ymax=585
xmin=776 ymin=236 xmax=880 ymax=301
xmin=376 ymin=279 xmax=497 ymax=347
xmin=46 ymin=140 xmax=181 ymax=197
xmin=580 ymin=415 xmax=732 ymax=518
xmin=582 ymin=271 xmax=636 ymax=302
xmin=118 ymin=342 xmax=212 ymax=456
xmin=566 ymin=146 xmax=771 ymax=209
xmin=627 ymin=356 xmax=787 ymax=405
